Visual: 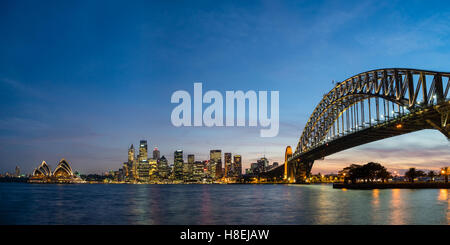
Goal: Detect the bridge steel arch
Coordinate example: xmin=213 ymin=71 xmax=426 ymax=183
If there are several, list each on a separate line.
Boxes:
xmin=273 ymin=68 xmax=449 ymax=183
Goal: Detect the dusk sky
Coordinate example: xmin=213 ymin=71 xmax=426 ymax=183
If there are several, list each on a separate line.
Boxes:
xmin=0 ymin=0 xmax=449 ymax=175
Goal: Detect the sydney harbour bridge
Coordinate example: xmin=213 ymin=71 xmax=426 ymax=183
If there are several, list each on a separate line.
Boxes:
xmin=263 ymin=68 xmax=450 ymax=183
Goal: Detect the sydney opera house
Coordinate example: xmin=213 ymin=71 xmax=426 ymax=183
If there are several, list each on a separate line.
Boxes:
xmin=30 ymin=159 xmax=83 ymax=183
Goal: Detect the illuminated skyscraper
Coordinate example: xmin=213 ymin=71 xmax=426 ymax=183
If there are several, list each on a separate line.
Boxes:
xmin=184 ymin=154 xmax=195 ymax=181
xmin=125 ymin=144 xmax=136 ymax=180
xmin=153 ymin=147 xmax=160 ymax=161
xmin=137 ymin=161 xmax=150 ymax=182
xmin=138 ymin=140 xmax=148 ymax=162
xmin=128 ymin=144 xmax=135 ymax=162
xmin=210 ymin=150 xmax=222 ymax=179
xmin=233 ymin=155 xmax=242 ymax=177
xmin=15 ymin=166 xmax=20 ymax=177
xmin=193 ymin=161 xmax=205 ymax=182
xmin=224 ymin=153 xmax=232 ymax=177
xmin=188 ymin=154 xmax=195 ymax=165
xmin=157 ymin=156 xmax=170 ymax=179
xmin=173 ymin=150 xmax=184 ymax=180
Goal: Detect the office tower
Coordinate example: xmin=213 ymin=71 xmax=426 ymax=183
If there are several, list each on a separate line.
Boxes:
xmin=173 ymin=150 xmax=184 ymax=180
xmin=138 ymin=140 xmax=148 ymax=162
xmin=210 ymin=150 xmax=222 ymax=178
xmin=137 ymin=161 xmax=150 ymax=182
xmin=149 ymin=158 xmax=157 ymax=178
xmin=188 ymin=154 xmax=195 ymax=165
xmin=157 ymin=156 xmax=170 ymax=179
xmin=258 ymin=157 xmax=269 ymax=171
xmin=15 ymin=166 xmax=20 ymax=177
xmin=184 ymin=154 xmax=195 ymax=181
xmin=153 ymin=147 xmax=160 ymax=161
xmin=193 ymin=161 xmax=204 ymax=182
xmin=126 ymin=144 xmax=135 ymax=180
xmin=128 ymin=144 xmax=135 ymax=162
xmin=224 ymin=153 xmax=232 ymax=177
xmin=233 ymin=155 xmax=242 ymax=177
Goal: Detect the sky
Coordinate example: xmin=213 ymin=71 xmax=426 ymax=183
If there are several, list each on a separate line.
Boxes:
xmin=0 ymin=0 xmax=449 ymax=175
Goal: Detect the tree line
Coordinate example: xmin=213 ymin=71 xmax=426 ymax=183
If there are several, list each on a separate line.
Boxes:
xmin=342 ymin=163 xmax=444 ymax=184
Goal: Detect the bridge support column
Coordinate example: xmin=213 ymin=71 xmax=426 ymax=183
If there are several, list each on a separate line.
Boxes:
xmin=427 ymin=103 xmax=450 ymax=139
xmin=287 ymin=159 xmax=314 ymax=183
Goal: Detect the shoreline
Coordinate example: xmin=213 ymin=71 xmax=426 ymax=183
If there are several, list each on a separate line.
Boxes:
xmin=333 ymin=182 xmax=450 ymax=189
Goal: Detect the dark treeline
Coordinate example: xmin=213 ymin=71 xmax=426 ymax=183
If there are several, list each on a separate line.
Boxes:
xmin=343 ymin=162 xmax=391 ymax=184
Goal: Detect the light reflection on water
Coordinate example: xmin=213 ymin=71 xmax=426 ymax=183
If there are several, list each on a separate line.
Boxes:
xmin=0 ymin=183 xmax=448 ymax=225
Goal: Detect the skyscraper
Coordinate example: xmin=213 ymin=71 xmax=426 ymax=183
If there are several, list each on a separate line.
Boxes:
xmin=224 ymin=153 xmax=232 ymax=177
xmin=128 ymin=144 xmax=135 ymax=162
xmin=15 ymin=166 xmax=20 ymax=177
xmin=153 ymin=147 xmax=160 ymax=161
xmin=210 ymin=150 xmax=222 ymax=179
xmin=173 ymin=150 xmax=184 ymax=181
xmin=187 ymin=154 xmax=195 ymax=165
xmin=233 ymin=155 xmax=242 ymax=177
xmin=184 ymin=154 xmax=195 ymax=181
xmin=126 ymin=144 xmax=136 ymax=180
xmin=157 ymin=156 xmax=170 ymax=179
xmin=138 ymin=140 xmax=148 ymax=162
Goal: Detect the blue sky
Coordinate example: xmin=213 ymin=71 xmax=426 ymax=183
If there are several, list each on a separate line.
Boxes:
xmin=0 ymin=0 xmax=449 ymax=174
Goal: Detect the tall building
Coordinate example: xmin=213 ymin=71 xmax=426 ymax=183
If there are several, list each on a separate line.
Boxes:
xmin=126 ymin=144 xmax=136 ymax=180
xmin=192 ymin=161 xmax=205 ymax=182
xmin=138 ymin=140 xmax=148 ymax=162
xmin=137 ymin=161 xmax=150 ymax=182
xmin=157 ymin=156 xmax=170 ymax=179
xmin=128 ymin=144 xmax=135 ymax=162
xmin=149 ymin=158 xmax=158 ymax=178
xmin=233 ymin=155 xmax=242 ymax=177
xmin=173 ymin=150 xmax=184 ymax=180
xmin=153 ymin=147 xmax=160 ymax=161
xmin=136 ymin=140 xmax=149 ymax=182
xmin=15 ymin=166 xmax=20 ymax=177
xmin=224 ymin=153 xmax=232 ymax=177
xmin=188 ymin=154 xmax=195 ymax=165
xmin=210 ymin=150 xmax=222 ymax=179
xmin=184 ymin=154 xmax=195 ymax=181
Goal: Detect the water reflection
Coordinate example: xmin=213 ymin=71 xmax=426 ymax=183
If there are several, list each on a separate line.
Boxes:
xmin=438 ymin=189 xmax=449 ymax=223
xmin=390 ymin=189 xmax=406 ymax=224
xmin=1 ymin=183 xmax=449 ymax=225
xmin=372 ymin=189 xmax=379 ymax=208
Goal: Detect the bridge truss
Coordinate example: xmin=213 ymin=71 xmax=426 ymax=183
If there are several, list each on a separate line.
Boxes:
xmin=266 ymin=68 xmax=450 ymax=183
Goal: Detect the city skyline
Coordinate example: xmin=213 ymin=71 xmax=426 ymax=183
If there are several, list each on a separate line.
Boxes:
xmin=1 ymin=0 xmax=449 ymax=175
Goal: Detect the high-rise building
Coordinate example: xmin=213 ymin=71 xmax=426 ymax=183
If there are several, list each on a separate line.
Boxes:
xmin=233 ymin=155 xmax=242 ymax=177
xmin=210 ymin=150 xmax=222 ymax=179
xmin=184 ymin=154 xmax=195 ymax=181
xmin=15 ymin=166 xmax=20 ymax=177
xmin=153 ymin=147 xmax=160 ymax=161
xmin=173 ymin=150 xmax=184 ymax=180
xmin=224 ymin=153 xmax=232 ymax=177
xmin=187 ymin=154 xmax=195 ymax=165
xmin=157 ymin=156 xmax=170 ymax=179
xmin=126 ymin=144 xmax=136 ymax=180
xmin=128 ymin=144 xmax=135 ymax=162
xmin=192 ymin=161 xmax=205 ymax=182
xmin=149 ymin=158 xmax=157 ymax=178
xmin=137 ymin=161 xmax=150 ymax=182
xmin=138 ymin=140 xmax=148 ymax=162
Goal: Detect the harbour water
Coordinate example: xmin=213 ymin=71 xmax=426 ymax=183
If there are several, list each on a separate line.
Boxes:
xmin=0 ymin=183 xmax=448 ymax=225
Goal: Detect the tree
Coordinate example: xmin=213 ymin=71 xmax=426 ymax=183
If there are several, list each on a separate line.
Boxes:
xmin=427 ymin=171 xmax=436 ymax=182
xmin=344 ymin=162 xmax=391 ymax=184
xmin=405 ymin=168 xmax=426 ymax=183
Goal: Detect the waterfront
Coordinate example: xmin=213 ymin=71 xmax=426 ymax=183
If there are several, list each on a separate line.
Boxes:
xmin=0 ymin=183 xmax=448 ymax=225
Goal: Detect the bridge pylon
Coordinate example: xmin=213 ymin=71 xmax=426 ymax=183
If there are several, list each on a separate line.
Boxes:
xmin=284 ymin=146 xmax=292 ymax=182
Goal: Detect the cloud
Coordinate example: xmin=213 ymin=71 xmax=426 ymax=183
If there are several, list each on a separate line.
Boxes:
xmin=0 ymin=78 xmax=47 ymax=99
